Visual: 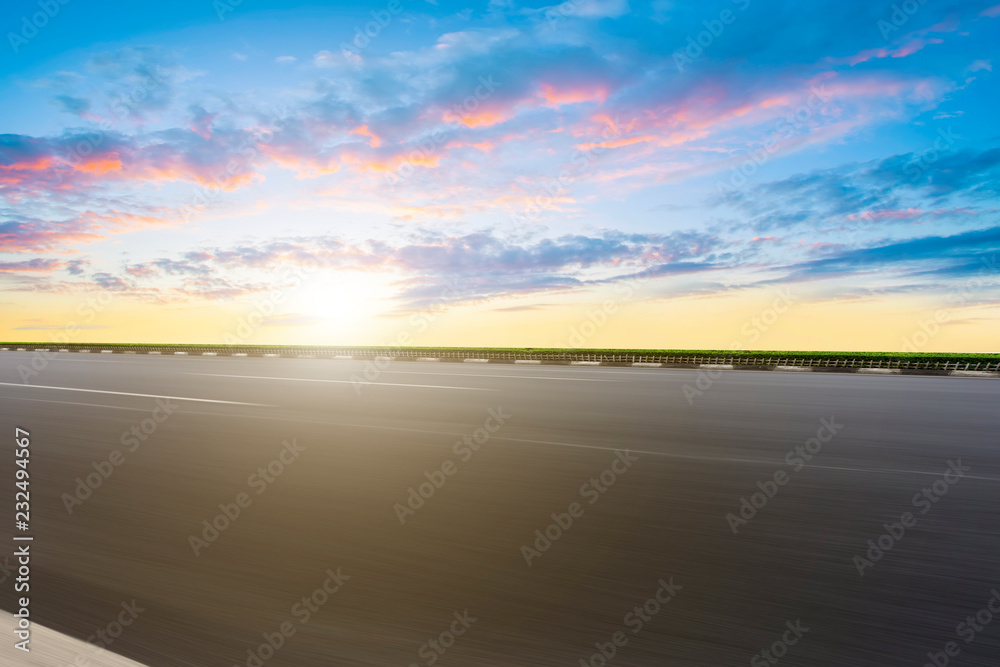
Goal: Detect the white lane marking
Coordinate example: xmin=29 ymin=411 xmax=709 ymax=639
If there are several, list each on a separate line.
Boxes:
xmin=0 ymin=356 xmax=147 ymax=363
xmin=149 ymin=410 xmax=1000 ymax=482
xmin=377 ymin=370 xmax=614 ymax=382
xmin=186 ymin=373 xmax=492 ymax=391
xmin=0 ymin=611 xmax=150 ymax=667
xmin=6 ymin=396 xmax=183 ymax=412
xmin=0 ymin=382 xmax=267 ymax=406
xmin=488 ymin=437 xmax=1000 ymax=480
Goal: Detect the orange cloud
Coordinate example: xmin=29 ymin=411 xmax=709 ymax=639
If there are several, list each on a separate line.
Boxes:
xmin=261 ymin=145 xmax=340 ymax=178
xmin=446 ymin=109 xmax=513 ymax=128
xmin=539 ymin=83 xmax=608 ymax=108
xmin=75 ymin=154 xmax=123 ymax=174
xmin=575 ymin=135 xmax=658 ymax=151
xmin=350 ymin=125 xmax=382 ymax=148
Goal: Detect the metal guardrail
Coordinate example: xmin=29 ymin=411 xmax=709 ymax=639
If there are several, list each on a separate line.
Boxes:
xmin=1 ymin=345 xmax=997 ymax=372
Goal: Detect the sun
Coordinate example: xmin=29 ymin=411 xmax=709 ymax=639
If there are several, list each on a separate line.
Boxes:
xmin=288 ymin=270 xmax=392 ymax=325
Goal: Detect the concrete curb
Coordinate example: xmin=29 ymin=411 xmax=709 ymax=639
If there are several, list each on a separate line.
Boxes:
xmin=950 ymin=370 xmax=1000 ymax=378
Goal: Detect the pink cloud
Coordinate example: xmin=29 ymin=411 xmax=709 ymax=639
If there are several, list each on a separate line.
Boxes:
xmin=538 ymin=82 xmax=608 ymax=109
xmin=839 ymin=37 xmax=944 ymax=65
xmin=350 ymin=125 xmax=382 ymax=148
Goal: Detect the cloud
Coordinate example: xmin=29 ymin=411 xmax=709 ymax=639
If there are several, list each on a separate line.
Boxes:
xmin=126 ymin=258 xmax=213 ymax=277
xmin=492 ymin=304 xmax=553 ymax=311
xmin=92 ymin=229 xmax=724 ymax=310
xmin=83 ymin=46 xmax=202 ymax=123
xmin=0 ymin=216 xmax=104 ymax=253
xmin=13 ymin=324 xmax=111 ymax=330
xmin=187 ymin=105 xmax=218 ymax=140
xmin=546 ymin=0 xmax=630 ymax=20
xmin=52 ymin=95 xmax=93 ymax=117
xmin=0 ymin=127 xmax=266 ymax=198
xmin=716 ymin=146 xmax=1000 ymax=233
xmin=92 ymin=273 xmax=132 ymax=291
xmin=773 ymin=226 xmax=1000 ymax=283
xmin=0 ymin=258 xmax=70 ymax=272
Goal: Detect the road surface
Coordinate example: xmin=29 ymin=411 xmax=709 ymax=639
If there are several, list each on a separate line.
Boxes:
xmin=1 ymin=352 xmax=998 ymax=666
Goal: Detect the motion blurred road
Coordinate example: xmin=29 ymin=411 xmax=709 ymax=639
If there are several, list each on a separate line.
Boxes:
xmin=1 ymin=353 xmax=998 ymax=666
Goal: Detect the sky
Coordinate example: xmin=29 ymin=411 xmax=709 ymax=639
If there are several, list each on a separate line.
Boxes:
xmin=1 ymin=0 xmax=999 ymax=351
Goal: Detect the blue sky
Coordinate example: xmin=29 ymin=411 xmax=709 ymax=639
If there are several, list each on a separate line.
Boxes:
xmin=1 ymin=0 xmax=999 ymax=349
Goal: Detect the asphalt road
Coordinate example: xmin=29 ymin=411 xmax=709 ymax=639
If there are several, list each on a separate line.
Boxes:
xmin=1 ymin=352 xmax=998 ymax=666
